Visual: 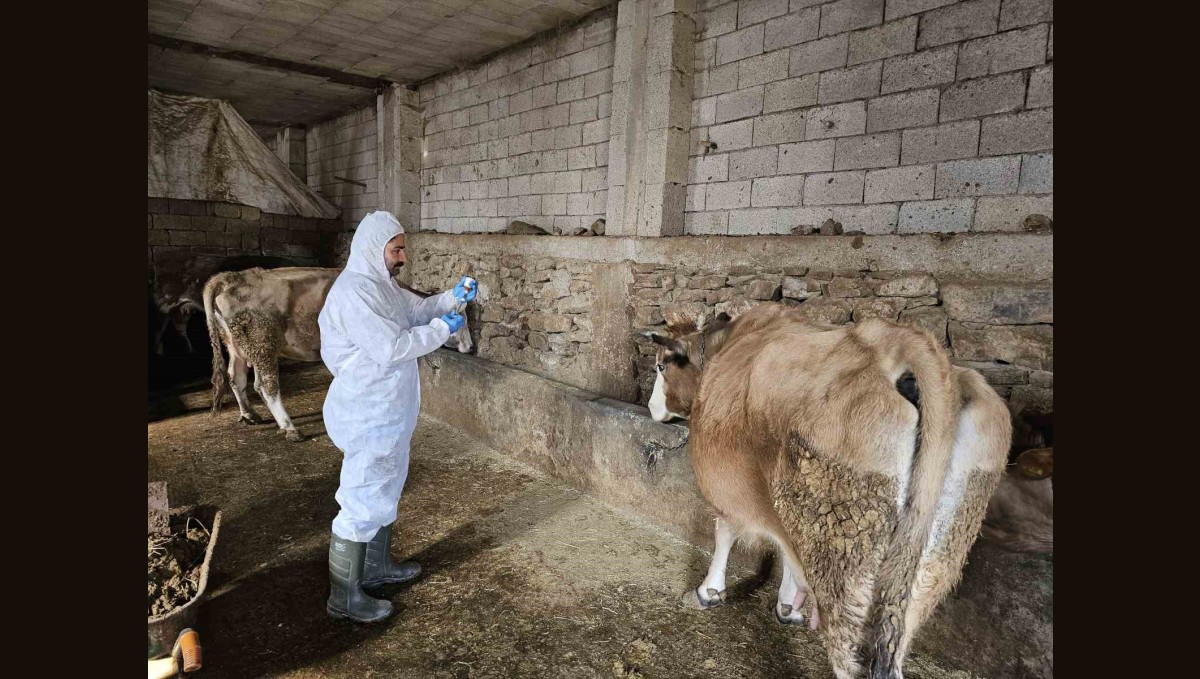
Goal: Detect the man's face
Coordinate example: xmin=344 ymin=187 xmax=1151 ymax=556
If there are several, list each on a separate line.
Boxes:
xmin=384 ymin=234 xmax=407 ymax=275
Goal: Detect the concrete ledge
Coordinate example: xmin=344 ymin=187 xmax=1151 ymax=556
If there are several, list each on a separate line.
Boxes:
xmin=419 ymin=349 xmax=1051 ymax=678
xmin=420 ymin=348 xmax=710 ymax=544
xmin=408 ymin=232 xmax=1053 ymax=278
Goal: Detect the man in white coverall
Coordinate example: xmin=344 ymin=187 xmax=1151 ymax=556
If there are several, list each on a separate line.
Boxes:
xmin=318 ymin=210 xmax=476 ymax=623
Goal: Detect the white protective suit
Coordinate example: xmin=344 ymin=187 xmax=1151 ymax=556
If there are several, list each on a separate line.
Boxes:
xmin=318 ymin=211 xmax=458 ymax=542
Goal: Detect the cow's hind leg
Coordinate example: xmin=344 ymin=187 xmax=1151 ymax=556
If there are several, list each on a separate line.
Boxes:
xmin=775 ymin=560 xmax=815 ymax=627
xmin=681 ymin=517 xmax=737 ymax=609
xmin=228 ymin=354 xmax=264 ymax=424
xmin=253 ymin=361 xmax=302 ymax=442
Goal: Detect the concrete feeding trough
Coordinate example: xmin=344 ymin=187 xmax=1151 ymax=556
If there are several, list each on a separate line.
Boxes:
xmin=148 ymin=503 xmax=222 ymax=660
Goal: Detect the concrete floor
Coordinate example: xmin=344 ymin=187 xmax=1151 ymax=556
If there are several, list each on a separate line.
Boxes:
xmin=148 ymin=367 xmax=978 ymax=678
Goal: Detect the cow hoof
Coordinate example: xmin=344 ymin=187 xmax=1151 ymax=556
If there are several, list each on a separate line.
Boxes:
xmin=239 ymin=415 xmax=265 ymax=425
xmin=681 ymin=586 xmax=725 ymax=610
xmin=285 ymin=430 xmax=304 ymax=442
xmin=774 ymin=603 xmax=806 ymax=626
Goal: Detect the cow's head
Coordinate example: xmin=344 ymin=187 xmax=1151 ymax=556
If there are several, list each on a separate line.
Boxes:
xmin=642 ymin=311 xmax=734 ymax=422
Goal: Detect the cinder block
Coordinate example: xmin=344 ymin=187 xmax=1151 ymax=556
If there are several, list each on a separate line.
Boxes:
xmin=779 ymin=139 xmax=837 ymax=173
xmin=508 ymin=175 xmax=532 ymax=196
xmin=819 ymin=62 xmax=882 ymax=104
xmin=974 ymin=194 xmax=1052 ymax=231
xmin=764 ymin=73 xmax=819 ymax=112
xmin=918 ymin=0 xmax=1000 ymax=49
xmin=866 ymin=89 xmax=939 ymax=132
xmin=751 ymin=175 xmax=805 ymax=206
xmin=717 ymin=24 xmax=765 ymax=65
xmin=582 ymin=167 xmax=608 ymax=191
xmin=999 ymin=0 xmax=1052 ymax=30
xmin=687 ymin=183 xmax=706 ymax=211
xmin=881 ymin=45 xmax=957 ymax=94
xmin=865 ymin=164 xmax=935 ymax=202
xmin=979 ymin=109 xmax=1052 ymax=155
xmin=739 ymin=50 xmax=791 ymax=89
xmin=644 ymin=70 xmax=691 ymax=130
xmin=695 ymin=63 xmax=740 ymax=100
xmin=897 ymin=198 xmax=975 ymax=232
xmin=706 ymin=180 xmax=753 ymax=209
xmin=729 ymin=146 xmax=779 ymax=179
xmin=848 ymin=17 xmax=917 ymax=66
xmin=753 ymin=109 xmax=807 ymax=146
xmin=820 ymin=0 xmax=885 ymax=38
xmin=789 ymin=34 xmax=848 ymax=76
xmin=213 ymin=203 xmax=241 ymax=218
xmin=957 ymin=24 xmax=1047 ymax=79
xmin=702 ymin=2 xmax=739 ymax=39
xmin=764 ymin=8 xmax=820 ymax=51
xmin=568 ymin=193 xmax=593 ymax=215
xmin=901 ymin=120 xmax=980 ymax=165
xmin=1018 ymin=152 xmax=1052 ymax=194
xmin=935 ymin=156 xmax=1021 ymax=197
xmin=728 ymin=207 xmax=781 ymax=235
xmin=584 ymin=68 xmax=613 ymax=98
xmin=168 ymin=230 xmax=207 ymax=246
xmin=1026 ymin=65 xmax=1052 ymax=108
xmin=693 ymin=96 xmax=718 ymax=127
xmin=583 ymin=119 xmax=609 ymax=145
xmin=570 ymin=97 xmax=600 ymax=125
xmin=689 ymin=154 xmax=730 ymax=183
xmin=834 ymin=132 xmax=901 ymax=170
xmin=557 ymin=77 xmax=585 ymax=103
xmin=940 ymin=72 xmax=1027 ymax=121
xmin=806 ymin=101 xmax=867 ymax=139
xmin=804 ymin=170 xmax=866 ymax=204
xmin=715 ymin=86 xmax=765 ymax=123
xmin=739 ymin=0 xmax=790 ymax=28
xmin=685 ymin=210 xmax=730 ymax=235
xmin=892 ymin=0 xmax=955 ymax=20
xmin=706 ymin=119 xmax=755 ymax=152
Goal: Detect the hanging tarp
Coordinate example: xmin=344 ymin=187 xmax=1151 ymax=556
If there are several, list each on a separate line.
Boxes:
xmin=148 ymin=89 xmax=339 ymax=219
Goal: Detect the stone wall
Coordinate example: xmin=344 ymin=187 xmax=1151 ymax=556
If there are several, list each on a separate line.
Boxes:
xmin=407 ymin=251 xmax=597 ymax=389
xmin=405 ymin=231 xmax=1051 ymax=426
xmin=627 ymin=265 xmax=1052 ymax=413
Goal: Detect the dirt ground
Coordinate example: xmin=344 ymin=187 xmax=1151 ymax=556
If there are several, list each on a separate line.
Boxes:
xmin=148 ymin=365 xmax=978 ymax=679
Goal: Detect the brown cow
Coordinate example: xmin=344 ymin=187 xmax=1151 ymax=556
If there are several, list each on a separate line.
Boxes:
xmin=644 ymin=303 xmax=1011 ymax=678
xmin=203 ymin=267 xmax=471 ymax=441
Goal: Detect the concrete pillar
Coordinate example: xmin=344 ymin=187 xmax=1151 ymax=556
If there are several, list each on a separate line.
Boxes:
xmin=377 ymin=84 xmax=423 ymax=231
xmin=605 ymin=0 xmax=696 ymax=237
xmin=274 ymin=126 xmax=307 ymax=181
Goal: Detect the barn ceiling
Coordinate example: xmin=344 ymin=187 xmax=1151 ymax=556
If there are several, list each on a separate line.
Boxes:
xmin=148 ymin=0 xmax=611 ymax=137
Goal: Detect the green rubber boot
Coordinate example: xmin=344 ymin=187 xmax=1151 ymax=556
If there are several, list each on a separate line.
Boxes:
xmin=362 ymin=523 xmax=422 ymax=588
xmin=327 ymin=533 xmax=394 ymax=623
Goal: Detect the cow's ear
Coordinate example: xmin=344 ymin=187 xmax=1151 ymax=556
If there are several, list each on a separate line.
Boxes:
xmin=1016 ymin=448 xmax=1053 ymax=480
xmin=642 ymin=330 xmax=687 ymax=358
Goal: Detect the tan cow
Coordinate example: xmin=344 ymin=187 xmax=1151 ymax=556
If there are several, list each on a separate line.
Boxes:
xmin=203 ymin=267 xmax=472 ymax=441
xmin=644 ymin=303 xmax=1011 ymax=679
xmin=981 ymin=448 xmax=1053 ymax=553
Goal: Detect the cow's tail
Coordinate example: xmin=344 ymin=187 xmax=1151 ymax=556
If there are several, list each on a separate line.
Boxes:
xmin=867 ymin=327 xmax=960 ymax=679
xmin=204 ymin=275 xmax=230 ymax=415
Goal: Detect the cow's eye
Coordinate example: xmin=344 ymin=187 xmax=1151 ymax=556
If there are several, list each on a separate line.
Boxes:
xmin=656 ymin=364 xmax=665 ymax=373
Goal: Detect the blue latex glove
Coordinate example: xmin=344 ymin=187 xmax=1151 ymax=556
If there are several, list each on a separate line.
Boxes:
xmin=452 ymin=276 xmax=477 ymax=303
xmin=440 ymin=311 xmax=465 ymax=333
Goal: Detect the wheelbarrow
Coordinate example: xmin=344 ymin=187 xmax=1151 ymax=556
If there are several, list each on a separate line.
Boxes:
xmin=148 ymin=504 xmax=221 ymax=663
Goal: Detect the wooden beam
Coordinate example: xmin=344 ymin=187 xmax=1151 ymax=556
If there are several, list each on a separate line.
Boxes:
xmin=148 ymin=33 xmax=394 ymax=91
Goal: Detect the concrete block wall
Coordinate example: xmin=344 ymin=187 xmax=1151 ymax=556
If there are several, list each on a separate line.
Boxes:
xmin=686 ymin=0 xmax=1052 ymax=235
xmin=307 ymin=105 xmax=379 ymax=229
xmin=147 ymin=197 xmax=342 ymax=266
xmin=417 ymin=10 xmax=616 ymax=235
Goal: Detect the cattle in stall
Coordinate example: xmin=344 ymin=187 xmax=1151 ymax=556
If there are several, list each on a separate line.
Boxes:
xmin=643 ymin=304 xmax=1011 ymax=679
xmin=152 ymin=255 xmax=293 ymax=356
xmin=203 ymin=267 xmax=472 ymax=441
xmin=981 ymin=448 xmax=1053 ymax=553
